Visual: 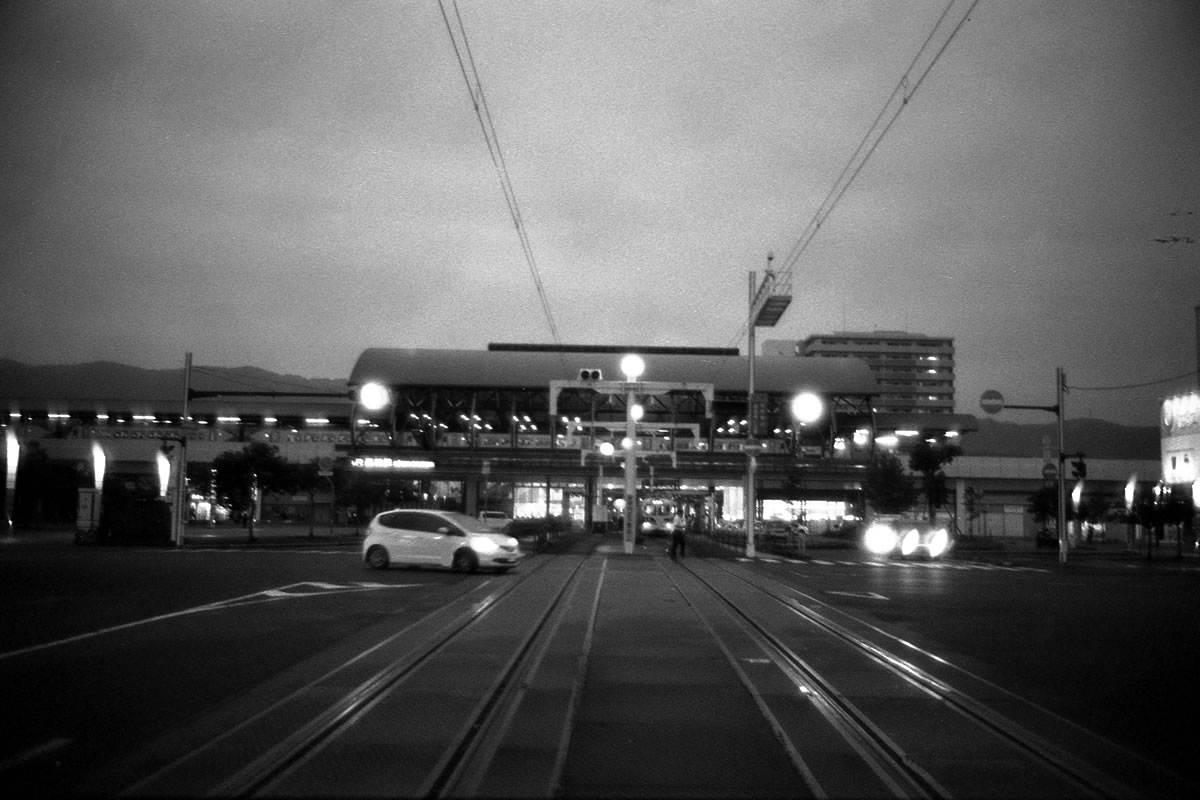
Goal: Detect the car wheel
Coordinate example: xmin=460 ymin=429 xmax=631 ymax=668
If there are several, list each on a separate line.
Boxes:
xmin=366 ymin=545 xmax=390 ymax=570
xmin=453 ymin=550 xmax=479 ymax=573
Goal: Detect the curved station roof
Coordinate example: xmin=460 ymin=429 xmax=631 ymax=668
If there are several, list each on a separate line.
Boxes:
xmin=349 ymin=347 xmax=881 ymax=398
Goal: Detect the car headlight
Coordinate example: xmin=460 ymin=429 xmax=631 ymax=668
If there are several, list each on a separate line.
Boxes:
xmin=469 ymin=536 xmax=500 ymax=554
xmin=926 ymin=528 xmax=950 ymax=558
xmin=864 ymin=523 xmax=898 ymax=555
xmin=899 ymin=528 xmax=920 ymax=556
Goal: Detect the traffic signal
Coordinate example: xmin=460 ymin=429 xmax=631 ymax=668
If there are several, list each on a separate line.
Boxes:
xmin=1071 ymin=456 xmax=1087 ymax=480
xmin=579 ymin=369 xmax=602 ymax=381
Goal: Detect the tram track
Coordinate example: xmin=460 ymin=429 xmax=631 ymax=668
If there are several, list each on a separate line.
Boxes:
xmin=671 ymin=556 xmax=1194 ymax=799
xmin=105 ymin=543 xmax=1198 ymax=798
xmin=119 ymin=548 xmax=603 ymax=798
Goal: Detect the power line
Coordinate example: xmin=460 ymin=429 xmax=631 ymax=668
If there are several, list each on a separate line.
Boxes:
xmin=1068 ymin=370 xmax=1198 ymax=392
xmin=730 ymin=0 xmax=979 ymax=354
xmin=438 ymin=0 xmax=563 ymax=348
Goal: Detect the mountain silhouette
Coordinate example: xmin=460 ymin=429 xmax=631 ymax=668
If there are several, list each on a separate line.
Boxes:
xmin=0 ymin=359 xmax=347 ymax=403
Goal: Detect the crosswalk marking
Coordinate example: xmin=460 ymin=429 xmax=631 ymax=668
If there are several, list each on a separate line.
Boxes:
xmin=745 ymin=556 xmax=1048 ymax=573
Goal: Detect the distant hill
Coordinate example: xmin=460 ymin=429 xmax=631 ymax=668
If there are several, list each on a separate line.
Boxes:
xmin=961 ymin=416 xmax=1160 ymax=460
xmin=0 ymin=359 xmax=348 ymax=403
xmin=0 ymin=360 xmax=1164 ymax=460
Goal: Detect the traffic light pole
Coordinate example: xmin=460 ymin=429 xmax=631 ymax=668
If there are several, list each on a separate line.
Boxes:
xmin=1056 ymin=368 xmax=1067 ymax=564
xmin=981 ymin=368 xmax=1068 ymax=564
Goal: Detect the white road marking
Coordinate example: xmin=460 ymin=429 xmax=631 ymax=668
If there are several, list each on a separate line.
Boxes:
xmin=0 ymin=737 xmax=72 ymax=771
xmin=0 ymin=582 xmax=417 ymax=661
xmin=826 ymin=590 xmax=888 ymax=600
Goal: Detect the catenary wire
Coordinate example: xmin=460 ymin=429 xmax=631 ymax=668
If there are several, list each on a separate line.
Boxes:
xmin=723 ymin=0 xmax=980 ymax=358
xmin=438 ymin=0 xmax=563 ymax=350
xmin=1067 ymin=370 xmax=1199 ymax=392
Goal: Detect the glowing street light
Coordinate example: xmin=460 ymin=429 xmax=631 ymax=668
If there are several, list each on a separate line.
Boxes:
xmin=620 ymin=354 xmax=645 ymax=381
xmin=157 ymin=448 xmax=171 ymax=498
xmin=5 ymin=428 xmax=18 ymax=537
xmin=791 ymin=391 xmax=823 ymax=425
xmin=91 ymin=442 xmax=106 ymax=492
xmin=359 ymin=381 xmax=390 ymax=412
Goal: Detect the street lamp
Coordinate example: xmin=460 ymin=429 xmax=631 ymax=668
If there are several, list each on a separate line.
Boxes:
xmin=1125 ymin=474 xmax=1138 ymax=549
xmin=744 ymin=391 xmax=824 ymax=559
xmin=594 ymin=441 xmax=615 ymax=533
xmin=791 ymin=391 xmax=823 ymax=425
xmin=621 ymin=354 xmax=644 ymax=555
xmin=5 ymin=427 xmax=19 ymax=538
xmin=360 ymin=381 xmax=390 ymax=412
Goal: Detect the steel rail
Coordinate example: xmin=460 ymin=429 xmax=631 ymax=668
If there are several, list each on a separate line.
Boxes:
xmin=238 ymin=555 xmax=591 ymax=798
xmin=669 ymin=559 xmax=949 ymax=799
xmin=694 ymin=557 xmax=1149 ymax=799
xmin=118 ymin=552 xmax=567 ymax=797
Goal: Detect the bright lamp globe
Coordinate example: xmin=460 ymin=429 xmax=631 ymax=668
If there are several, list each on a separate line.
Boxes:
xmin=791 ymin=392 xmax=823 ymax=424
xmin=620 ymin=354 xmax=644 ymax=380
xmin=360 ymin=382 xmax=390 ymax=411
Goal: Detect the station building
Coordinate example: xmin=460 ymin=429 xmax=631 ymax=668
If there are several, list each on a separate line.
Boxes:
xmin=342 ymin=345 xmax=975 ymax=530
xmin=1 ymin=345 xmax=976 ymax=536
xmin=2 ymin=345 xmax=1174 ymax=544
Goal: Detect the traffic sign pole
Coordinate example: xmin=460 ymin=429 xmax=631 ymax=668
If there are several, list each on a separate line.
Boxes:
xmin=981 ymin=369 xmax=1068 ymax=564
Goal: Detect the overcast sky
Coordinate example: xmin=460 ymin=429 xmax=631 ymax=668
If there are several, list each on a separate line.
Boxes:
xmin=2 ymin=0 xmax=1197 ymax=428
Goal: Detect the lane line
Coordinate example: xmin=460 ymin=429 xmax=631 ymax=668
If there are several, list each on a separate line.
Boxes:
xmin=0 ymin=583 xmax=415 ymax=661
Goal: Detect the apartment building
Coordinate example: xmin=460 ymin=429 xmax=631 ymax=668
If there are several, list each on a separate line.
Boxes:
xmin=764 ymin=331 xmax=955 ymax=414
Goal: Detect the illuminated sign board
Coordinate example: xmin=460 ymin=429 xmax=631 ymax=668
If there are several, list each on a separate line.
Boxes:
xmin=1162 ymin=392 xmax=1200 ymax=435
xmin=351 ymin=457 xmax=435 ymax=471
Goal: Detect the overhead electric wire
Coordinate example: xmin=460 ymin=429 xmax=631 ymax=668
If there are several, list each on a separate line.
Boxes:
xmin=1067 ymin=370 xmax=1199 ymax=392
xmin=438 ymin=0 xmax=563 ymax=350
xmin=725 ymin=0 xmax=979 ymax=355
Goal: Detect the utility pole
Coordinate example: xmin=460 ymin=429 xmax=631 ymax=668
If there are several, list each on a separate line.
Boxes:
xmin=746 ymin=254 xmax=791 ymax=558
xmin=980 ymin=368 xmax=1068 ymax=564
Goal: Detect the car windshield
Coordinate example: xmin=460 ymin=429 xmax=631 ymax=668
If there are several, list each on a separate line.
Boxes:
xmin=441 ymin=511 xmax=495 ymax=534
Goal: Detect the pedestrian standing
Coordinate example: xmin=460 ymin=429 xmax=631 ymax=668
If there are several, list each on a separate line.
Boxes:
xmin=670 ymin=512 xmax=687 ymax=559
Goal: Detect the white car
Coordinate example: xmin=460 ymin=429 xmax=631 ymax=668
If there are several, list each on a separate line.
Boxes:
xmin=363 ymin=509 xmax=523 ymax=573
xmin=477 ymin=510 xmax=512 ymax=531
xmin=863 ymin=518 xmax=952 ymax=559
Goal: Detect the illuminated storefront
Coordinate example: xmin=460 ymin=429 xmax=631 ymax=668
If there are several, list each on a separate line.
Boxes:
xmin=1162 ymin=390 xmax=1200 ymax=493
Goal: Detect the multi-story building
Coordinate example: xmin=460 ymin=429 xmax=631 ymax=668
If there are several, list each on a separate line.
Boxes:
xmin=765 ymin=331 xmax=955 ymax=415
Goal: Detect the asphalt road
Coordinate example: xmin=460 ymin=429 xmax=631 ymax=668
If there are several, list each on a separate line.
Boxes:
xmin=1 ymin=530 xmax=1197 ymax=796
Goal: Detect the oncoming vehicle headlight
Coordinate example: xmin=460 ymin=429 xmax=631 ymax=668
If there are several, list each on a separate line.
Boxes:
xmin=469 ymin=536 xmax=500 ymax=554
xmin=927 ymin=527 xmax=950 ymax=558
xmin=864 ymin=523 xmax=898 ymax=555
xmin=899 ymin=528 xmax=921 ymax=557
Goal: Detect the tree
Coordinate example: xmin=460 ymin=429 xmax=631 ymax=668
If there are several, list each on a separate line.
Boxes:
xmin=863 ymin=452 xmax=918 ymax=516
xmin=908 ymin=441 xmax=961 ymax=522
xmin=212 ymin=442 xmax=293 ymax=520
xmin=1027 ymin=485 xmax=1058 ymax=533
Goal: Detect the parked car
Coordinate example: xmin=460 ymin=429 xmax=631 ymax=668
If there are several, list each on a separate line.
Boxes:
xmin=477 ymin=510 xmax=512 ymax=531
xmin=363 ymin=509 xmax=522 ymax=573
xmin=761 ymin=519 xmax=808 ymax=541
